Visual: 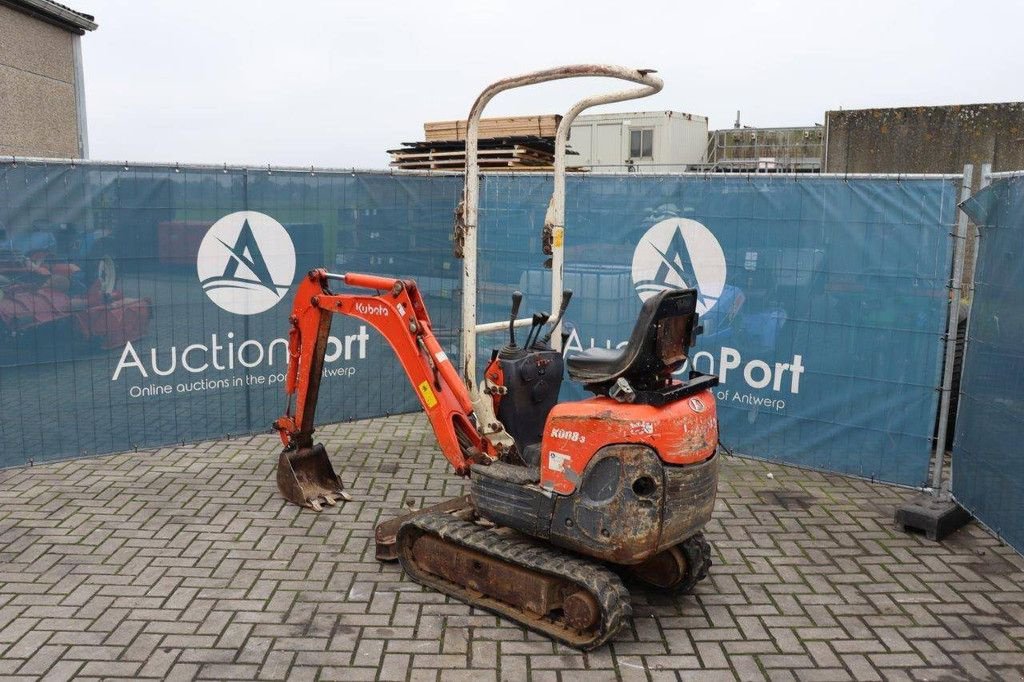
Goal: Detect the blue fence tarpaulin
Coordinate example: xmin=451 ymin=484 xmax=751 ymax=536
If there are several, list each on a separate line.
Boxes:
xmin=955 ymin=175 xmax=1024 ymax=553
xmin=0 ymin=162 xmax=958 ymax=486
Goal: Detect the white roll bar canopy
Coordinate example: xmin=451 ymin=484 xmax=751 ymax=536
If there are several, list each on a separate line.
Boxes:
xmin=453 ymin=65 xmax=664 ymax=397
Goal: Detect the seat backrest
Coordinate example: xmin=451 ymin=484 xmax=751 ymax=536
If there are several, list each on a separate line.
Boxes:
xmin=567 ymin=288 xmax=699 ymax=393
xmin=617 ymin=288 xmax=699 ymax=387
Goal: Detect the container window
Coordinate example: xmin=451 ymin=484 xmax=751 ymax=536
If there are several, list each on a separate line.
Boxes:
xmin=629 ymin=129 xmax=653 ymax=159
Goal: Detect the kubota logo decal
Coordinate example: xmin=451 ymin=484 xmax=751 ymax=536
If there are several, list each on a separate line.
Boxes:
xmin=632 ymin=218 xmax=726 ymax=315
xmin=355 ymin=302 xmax=389 ymax=317
xmin=197 ymin=211 xmax=295 ymax=315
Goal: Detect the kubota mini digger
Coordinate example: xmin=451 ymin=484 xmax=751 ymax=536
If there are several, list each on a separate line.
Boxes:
xmin=273 ymin=65 xmax=721 ymax=649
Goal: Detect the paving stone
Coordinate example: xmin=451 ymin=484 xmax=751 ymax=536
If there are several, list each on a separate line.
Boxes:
xmin=38 ymin=660 xmax=83 ymax=682
xmin=0 ymin=412 xmax=1021 ymax=680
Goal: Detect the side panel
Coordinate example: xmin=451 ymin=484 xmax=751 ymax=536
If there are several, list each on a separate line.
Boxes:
xmin=540 ymin=391 xmax=718 ymax=495
xmin=549 ymin=444 xmax=663 ymax=563
xmin=660 ymin=451 xmax=719 ymax=551
xmin=470 ymin=444 xmax=720 ymax=565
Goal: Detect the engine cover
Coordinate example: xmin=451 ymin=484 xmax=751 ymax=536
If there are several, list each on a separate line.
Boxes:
xmin=539 ymin=388 xmax=718 ymax=495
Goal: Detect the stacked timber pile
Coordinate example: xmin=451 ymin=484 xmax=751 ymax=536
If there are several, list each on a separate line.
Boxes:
xmin=388 ymin=136 xmax=560 ymax=171
xmin=389 ymin=115 xmax=583 ymax=172
xmin=423 ymin=115 xmax=560 ymax=142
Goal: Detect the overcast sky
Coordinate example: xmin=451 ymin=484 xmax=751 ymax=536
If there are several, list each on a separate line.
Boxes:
xmin=73 ymin=0 xmax=1023 ymax=169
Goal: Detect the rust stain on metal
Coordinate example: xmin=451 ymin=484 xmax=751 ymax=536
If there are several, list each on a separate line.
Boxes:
xmin=629 ymin=545 xmax=688 ymax=588
xmin=410 ymin=534 xmax=599 ymax=631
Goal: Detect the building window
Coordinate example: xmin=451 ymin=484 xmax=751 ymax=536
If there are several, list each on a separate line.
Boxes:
xmin=630 ymin=129 xmax=653 ymax=159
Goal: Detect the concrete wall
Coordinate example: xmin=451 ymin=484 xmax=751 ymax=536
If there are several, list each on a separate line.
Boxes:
xmin=825 ymin=103 xmax=1024 ymax=293
xmin=824 ymin=103 xmax=1024 ymax=174
xmin=0 ymin=3 xmax=82 ymax=158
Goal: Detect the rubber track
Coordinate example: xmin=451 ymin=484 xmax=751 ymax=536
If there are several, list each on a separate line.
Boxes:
xmin=674 ymin=531 xmax=713 ymax=594
xmin=397 ymin=511 xmax=632 ymax=650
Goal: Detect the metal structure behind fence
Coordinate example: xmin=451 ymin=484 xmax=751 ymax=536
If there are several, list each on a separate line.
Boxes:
xmin=0 ymin=160 xmax=959 ymax=488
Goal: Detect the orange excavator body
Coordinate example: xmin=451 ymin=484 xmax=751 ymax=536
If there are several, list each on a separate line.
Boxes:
xmin=270 ymin=65 xmax=721 ymax=651
xmin=271 ymin=265 xmax=721 ymax=649
xmin=539 ymin=394 xmax=718 ymax=495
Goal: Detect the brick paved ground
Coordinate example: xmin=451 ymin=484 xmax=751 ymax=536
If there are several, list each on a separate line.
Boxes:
xmin=1 ymin=413 xmax=1022 ymax=681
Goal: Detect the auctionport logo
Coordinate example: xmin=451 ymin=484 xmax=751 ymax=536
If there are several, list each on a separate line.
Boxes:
xmin=631 ymin=218 xmax=726 ymax=315
xmin=196 ymin=211 xmax=296 ymax=315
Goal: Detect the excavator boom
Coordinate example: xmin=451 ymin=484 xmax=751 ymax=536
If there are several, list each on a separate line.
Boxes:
xmin=274 ymin=269 xmax=491 ymax=508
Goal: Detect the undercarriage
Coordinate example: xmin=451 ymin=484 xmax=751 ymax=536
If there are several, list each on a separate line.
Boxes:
xmin=375 ymin=494 xmax=713 ymax=650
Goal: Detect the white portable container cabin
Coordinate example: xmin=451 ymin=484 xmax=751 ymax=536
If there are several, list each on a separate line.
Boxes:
xmin=567 ymin=111 xmax=708 ymax=173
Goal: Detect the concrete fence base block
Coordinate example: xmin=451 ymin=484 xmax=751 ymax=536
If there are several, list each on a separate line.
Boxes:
xmin=895 ymin=494 xmax=972 ymax=542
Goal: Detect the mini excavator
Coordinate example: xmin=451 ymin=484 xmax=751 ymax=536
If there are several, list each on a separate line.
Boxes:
xmin=273 ymin=66 xmax=721 ymax=649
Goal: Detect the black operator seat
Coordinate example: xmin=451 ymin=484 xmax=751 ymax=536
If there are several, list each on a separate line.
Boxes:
xmin=566 ymin=288 xmax=699 ymax=394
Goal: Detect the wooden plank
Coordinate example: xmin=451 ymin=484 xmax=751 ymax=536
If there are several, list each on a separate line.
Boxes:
xmin=426 ymin=115 xmax=552 ymax=129
xmin=389 ymin=163 xmax=589 ymax=173
xmin=389 ymin=148 xmax=543 ymax=161
xmin=390 ymin=143 xmax=557 ymax=168
xmin=390 ymin=152 xmax=525 ymax=163
xmin=391 ymin=157 xmax=522 ymax=169
xmin=389 ymin=135 xmax=560 ymax=154
xmin=423 ymin=115 xmax=561 ymax=142
xmin=424 ymin=116 xmax=557 ymax=135
xmin=389 ymin=124 xmax=586 ymax=171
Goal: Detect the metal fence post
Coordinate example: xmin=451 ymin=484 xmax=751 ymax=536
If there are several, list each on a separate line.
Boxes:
xmin=930 ymin=164 xmax=973 ymax=493
xmin=963 ymin=163 xmax=993 ymax=333
xmin=958 ymin=162 xmax=991 ymax=388
xmin=894 ymin=164 xmax=976 ymax=541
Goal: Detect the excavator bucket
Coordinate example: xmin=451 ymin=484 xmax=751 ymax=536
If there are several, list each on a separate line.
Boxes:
xmin=276 ymin=444 xmax=350 ymax=510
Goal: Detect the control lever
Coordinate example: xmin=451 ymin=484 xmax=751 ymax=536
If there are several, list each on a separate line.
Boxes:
xmin=540 ymin=289 xmax=573 ymax=345
xmin=508 ymin=290 xmax=523 ymax=348
xmin=524 ymin=312 xmax=550 ymax=349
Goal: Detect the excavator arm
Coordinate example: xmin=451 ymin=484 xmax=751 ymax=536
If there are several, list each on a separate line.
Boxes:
xmin=274 ymin=269 xmax=492 ymax=509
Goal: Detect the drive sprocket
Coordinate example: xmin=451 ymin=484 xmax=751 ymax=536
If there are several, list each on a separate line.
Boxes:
xmin=627 ymin=531 xmax=713 ymax=594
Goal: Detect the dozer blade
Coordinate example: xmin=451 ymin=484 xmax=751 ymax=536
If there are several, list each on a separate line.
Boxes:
xmin=374 ymin=495 xmax=474 ymax=561
xmin=277 ymin=443 xmax=350 ymax=510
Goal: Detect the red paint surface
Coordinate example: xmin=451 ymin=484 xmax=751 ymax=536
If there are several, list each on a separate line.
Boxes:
xmin=540 ymin=390 xmax=718 ymax=494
